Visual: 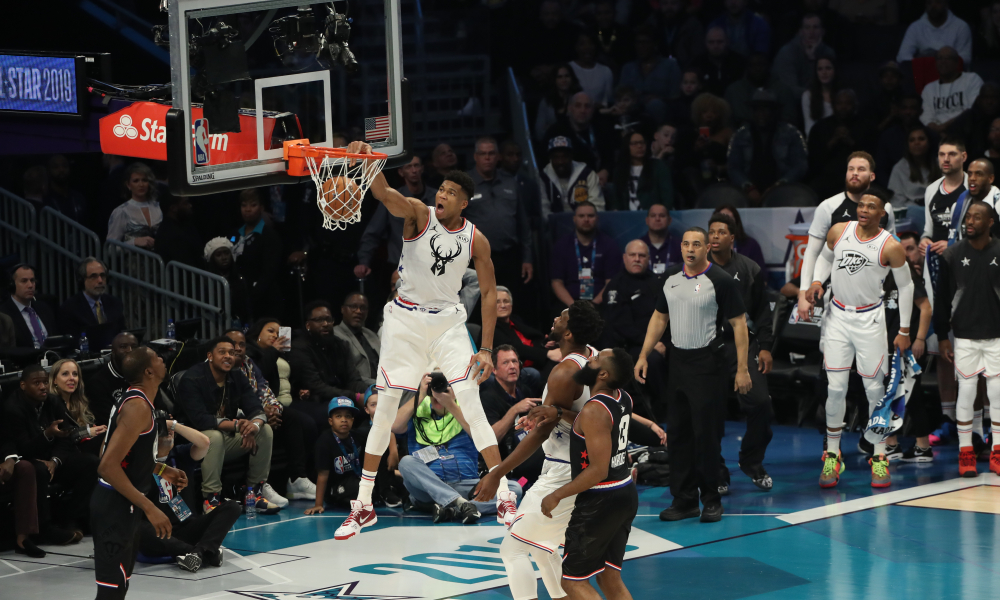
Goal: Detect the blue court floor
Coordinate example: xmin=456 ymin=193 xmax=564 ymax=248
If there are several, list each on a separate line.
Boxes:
xmin=2 ymin=424 xmax=998 ymax=600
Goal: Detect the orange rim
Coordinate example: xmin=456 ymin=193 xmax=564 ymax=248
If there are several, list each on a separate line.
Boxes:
xmin=284 ymin=139 xmax=387 ymax=176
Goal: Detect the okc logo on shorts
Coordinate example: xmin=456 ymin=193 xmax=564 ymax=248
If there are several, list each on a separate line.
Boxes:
xmin=837 ymin=250 xmax=870 ymax=275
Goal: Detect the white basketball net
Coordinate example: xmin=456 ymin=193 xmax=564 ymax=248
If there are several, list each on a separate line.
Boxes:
xmin=306 ymin=153 xmax=386 ymax=231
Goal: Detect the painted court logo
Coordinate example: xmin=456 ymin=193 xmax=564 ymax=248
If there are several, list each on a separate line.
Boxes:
xmin=837 ymin=250 xmax=870 ymax=275
xmin=234 ymin=581 xmax=416 ymax=600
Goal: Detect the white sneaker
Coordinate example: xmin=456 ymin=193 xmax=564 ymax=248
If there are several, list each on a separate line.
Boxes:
xmin=260 ymin=482 xmax=289 ymax=508
xmin=496 ymin=490 xmax=517 ymax=526
xmin=287 ymin=477 xmax=317 ymax=500
xmin=335 ymin=500 xmax=377 ymax=540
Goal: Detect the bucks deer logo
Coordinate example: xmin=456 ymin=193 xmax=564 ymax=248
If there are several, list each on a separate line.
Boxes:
xmin=429 ymin=233 xmax=462 ymax=276
xmin=838 ymin=250 xmax=870 ymax=275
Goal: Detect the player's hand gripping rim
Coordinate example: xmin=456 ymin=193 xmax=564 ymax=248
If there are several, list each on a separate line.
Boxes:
xmin=469 ymin=349 xmax=494 ymax=384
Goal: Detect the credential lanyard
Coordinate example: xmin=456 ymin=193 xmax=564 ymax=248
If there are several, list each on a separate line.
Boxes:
xmin=575 ymin=239 xmax=596 ymax=275
xmin=335 ymin=435 xmax=361 ymax=476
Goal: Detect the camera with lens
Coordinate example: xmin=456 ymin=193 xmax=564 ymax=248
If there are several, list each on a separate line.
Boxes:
xmin=428 ymin=372 xmax=450 ymax=394
xmin=269 ymin=4 xmax=358 ymax=73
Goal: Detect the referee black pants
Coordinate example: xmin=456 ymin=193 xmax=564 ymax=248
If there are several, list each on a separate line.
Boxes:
xmin=719 ymin=337 xmax=773 ymax=483
xmin=668 ymin=344 xmax=725 ymax=509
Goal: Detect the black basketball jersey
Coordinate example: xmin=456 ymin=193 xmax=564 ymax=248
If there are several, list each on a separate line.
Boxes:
xmin=98 ymin=387 xmax=157 ymax=496
xmin=927 ymin=181 xmax=966 ymax=242
xmin=570 ymin=389 xmax=633 ymax=490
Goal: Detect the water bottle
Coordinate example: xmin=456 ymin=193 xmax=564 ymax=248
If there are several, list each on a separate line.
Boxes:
xmin=245 ymin=487 xmax=257 ymax=520
xmin=166 ymin=319 xmax=176 ymax=340
xmin=79 ymin=333 xmax=89 ymax=354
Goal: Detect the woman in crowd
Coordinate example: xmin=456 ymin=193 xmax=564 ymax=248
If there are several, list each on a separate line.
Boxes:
xmin=203 ymin=237 xmax=253 ymax=324
xmin=107 ymin=162 xmax=161 ymax=249
xmin=534 ymin=63 xmax=582 ymax=142
xmin=714 ymin=204 xmax=767 ymax=272
xmin=888 ymin=125 xmax=941 ymax=206
xmin=687 ymin=93 xmax=732 ymax=188
xmin=48 ymin=358 xmax=106 ymax=454
xmin=610 ymin=130 xmax=674 ymax=211
xmin=246 ymin=317 xmax=318 ymax=500
xmin=492 ymin=286 xmax=548 ymax=392
xmin=802 ymin=57 xmax=838 ymax=136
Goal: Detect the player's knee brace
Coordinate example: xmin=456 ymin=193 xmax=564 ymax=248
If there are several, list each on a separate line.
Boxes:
xmin=454 ymin=386 xmax=499 ymax=453
xmin=957 ymin=376 xmax=978 ymax=422
xmin=825 ymin=370 xmax=849 ymax=427
xmin=365 ymin=388 xmax=401 ymax=456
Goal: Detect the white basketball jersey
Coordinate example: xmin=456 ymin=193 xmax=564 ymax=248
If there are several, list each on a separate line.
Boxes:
xmin=831 ymin=222 xmax=893 ymax=308
xmin=397 ymin=207 xmax=476 ymax=310
xmin=541 ymin=345 xmax=597 ymax=463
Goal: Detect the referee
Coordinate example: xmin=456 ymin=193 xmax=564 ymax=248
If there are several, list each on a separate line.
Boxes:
xmin=636 ymin=227 xmax=751 ymax=524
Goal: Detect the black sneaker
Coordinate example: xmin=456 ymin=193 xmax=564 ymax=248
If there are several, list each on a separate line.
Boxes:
xmin=884 ymin=444 xmax=903 ymax=462
xmin=176 ymin=553 xmax=203 ymax=573
xmin=14 ymin=539 xmax=46 ymax=558
xmin=900 ymin=445 xmax=933 ymax=463
xmin=857 ymin=436 xmax=874 ymax=457
xmin=660 ymin=504 xmax=701 ymax=521
xmin=201 ymin=548 xmax=224 ymax=568
xmin=382 ymin=489 xmax=403 ymax=508
xmin=456 ymin=501 xmax=481 ymax=524
xmin=739 ymin=463 xmax=773 ymax=491
xmin=700 ymin=504 xmax=723 ymax=523
xmin=433 ymin=501 xmax=457 ymax=523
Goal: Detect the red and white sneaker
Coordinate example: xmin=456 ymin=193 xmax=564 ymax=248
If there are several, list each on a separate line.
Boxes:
xmin=334 ymin=500 xmax=377 ymax=540
xmin=990 ymin=449 xmax=1000 ymax=476
xmin=959 ymin=446 xmax=978 ymax=478
xmin=496 ymin=490 xmax=517 ymax=526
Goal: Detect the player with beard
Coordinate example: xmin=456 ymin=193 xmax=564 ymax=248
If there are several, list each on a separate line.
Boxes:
xmin=798 ymin=152 xmax=896 ymax=322
xmin=934 ymin=201 xmax=1000 ymax=477
xmin=806 ymin=193 xmax=912 ymax=488
xmin=544 ymin=348 xmax=637 ymax=600
xmin=954 ymin=159 xmax=1000 ymax=241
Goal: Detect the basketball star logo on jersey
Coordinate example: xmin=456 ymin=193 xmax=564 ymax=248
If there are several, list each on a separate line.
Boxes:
xmin=838 ymin=250 xmax=870 ymax=275
xmin=429 ymin=233 xmax=462 ymax=276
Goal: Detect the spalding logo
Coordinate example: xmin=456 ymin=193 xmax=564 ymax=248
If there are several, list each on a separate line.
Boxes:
xmin=838 ymin=250 xmax=869 ymax=275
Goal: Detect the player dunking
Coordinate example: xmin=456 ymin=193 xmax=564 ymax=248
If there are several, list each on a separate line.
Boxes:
xmin=805 ymin=193 xmax=912 ymax=488
xmin=335 ymin=141 xmax=515 ymax=540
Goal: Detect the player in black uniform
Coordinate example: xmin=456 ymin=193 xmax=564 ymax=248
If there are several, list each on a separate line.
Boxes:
xmin=540 ymin=348 xmax=638 ymax=600
xmin=91 ymin=347 xmax=186 ymax=599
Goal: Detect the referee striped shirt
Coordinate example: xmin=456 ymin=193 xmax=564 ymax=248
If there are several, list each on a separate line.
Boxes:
xmin=656 ymin=263 xmax=746 ymax=349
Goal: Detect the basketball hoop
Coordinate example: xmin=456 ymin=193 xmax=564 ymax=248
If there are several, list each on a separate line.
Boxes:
xmin=284 ymin=140 xmax=388 ymax=231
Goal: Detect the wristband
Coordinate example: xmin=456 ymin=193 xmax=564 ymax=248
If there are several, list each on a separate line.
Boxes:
xmin=252 ymin=421 xmax=261 ymax=431
xmin=170 ymin=420 xmax=176 ymax=431
xmin=556 ymin=406 xmax=563 ymax=420
xmin=156 ymin=462 xmax=166 ymax=477
xmin=480 ymin=347 xmax=492 ymax=353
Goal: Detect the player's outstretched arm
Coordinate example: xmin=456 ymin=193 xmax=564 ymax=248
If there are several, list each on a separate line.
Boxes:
xmin=345 ymin=142 xmax=427 ymax=225
xmin=540 ymin=402 xmax=612 ymax=517
xmin=469 ymin=229 xmax=497 ymax=384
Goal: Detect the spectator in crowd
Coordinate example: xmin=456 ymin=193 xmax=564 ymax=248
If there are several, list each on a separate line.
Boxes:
xmin=3 ymin=364 xmax=98 ymax=537
xmin=1 ymin=264 xmax=58 ymax=349
xmin=801 ymin=57 xmax=838 ymax=136
xmin=590 ymin=0 xmax=632 ymax=70
xmin=499 ymin=140 xmax=543 ymax=221
xmin=393 ymin=373 xmax=523 ymax=524
xmin=948 ymin=82 xmax=1000 ymax=162
xmin=44 ymin=155 xmax=85 ymax=223
xmin=203 ymin=237 xmax=253 ymax=324
xmin=897 ymin=0 xmax=972 ymax=64
xmin=603 ymin=86 xmax=654 ymax=140
xmin=664 ymin=70 xmax=701 ymax=133
xmin=648 ymin=0 xmax=703 ymax=68
xmin=570 ymin=34 xmax=614 ymax=107
xmin=480 ymin=345 xmax=544 ymax=476
xmin=544 ymin=92 xmax=616 ymax=182
xmin=520 ymin=0 xmax=579 ymax=87
xmin=535 ymin=64 xmax=583 ymax=143
xmin=888 ymin=125 xmax=942 ymax=206
xmin=289 ymin=300 xmax=368 ymax=428
xmin=975 ymin=0 xmax=1000 ymax=59
xmin=709 ymin=0 xmax=771 ymax=56
xmin=714 ymin=204 xmax=767 ymax=271
xmin=48 ymin=358 xmax=106 ymax=455
xmin=872 ymin=61 xmax=905 ymax=132
xmin=465 ymin=137 xmax=535 ymax=291
xmin=685 ymin=93 xmax=733 ymax=190
xmin=809 ymin=89 xmax=878 ymax=198
xmin=21 ymin=165 xmax=47 ymax=208
xmin=618 ymin=25 xmax=680 ymax=124
xmin=539 ymin=136 xmax=606 ymax=218
xmin=58 ymin=257 xmax=125 ymax=351
xmin=333 ymin=292 xmax=380 ymax=386
xmin=107 ymin=162 xmax=160 ymax=249
xmin=551 ymin=201 xmax=621 ymax=306
xmin=640 ymin=203 xmax=681 ymax=275
xmin=233 ymin=188 xmax=282 ymax=321
xmin=725 ymin=53 xmax=799 ymax=126
xmin=920 ymin=46 xmax=983 ymax=134
xmin=493 ymin=286 xmax=550 ymax=377
xmin=246 ymin=319 xmax=293 ymax=409
xmin=651 ymin=123 xmax=678 ymax=161
xmin=691 ymin=28 xmax=745 ymax=98
xmin=986 ymin=117 xmax=1000 ymax=162
xmin=155 ymin=194 xmax=204 ymax=268
xmin=174 ymin=335 xmax=282 ymax=514
xmin=728 ymin=90 xmax=809 ymax=205
xmin=304 ymin=398 xmax=400 ymax=514
xmin=774 ymin=13 xmax=836 ymax=100
xmin=140 ymin=419 xmax=240 ymax=572
xmin=85 ymin=331 xmax=136 ymax=426
xmin=599 ymin=239 xmax=669 ymax=412
xmin=425 ymin=143 xmax=459 ymax=190
xmin=610 ymin=130 xmax=674 ymax=211
xmin=875 ymin=94 xmax=933 ymax=182
xmin=0 ymin=430 xmax=45 ymax=557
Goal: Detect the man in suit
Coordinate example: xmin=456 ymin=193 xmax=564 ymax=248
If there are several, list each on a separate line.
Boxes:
xmin=333 ymin=292 xmax=380 ymax=386
xmin=57 ymin=257 xmax=126 ymax=351
xmin=0 ymin=265 xmax=58 ymax=349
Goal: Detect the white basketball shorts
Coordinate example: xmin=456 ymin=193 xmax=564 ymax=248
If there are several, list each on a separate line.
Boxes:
xmin=376 ymin=300 xmax=478 ymax=393
xmin=823 ymin=300 xmax=888 ymax=378
xmin=953 ymin=338 xmax=1000 ymax=379
xmin=506 ymin=461 xmax=576 ymax=556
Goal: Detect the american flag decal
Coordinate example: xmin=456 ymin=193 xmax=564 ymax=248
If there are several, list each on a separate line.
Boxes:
xmin=365 ymin=115 xmax=391 ymax=140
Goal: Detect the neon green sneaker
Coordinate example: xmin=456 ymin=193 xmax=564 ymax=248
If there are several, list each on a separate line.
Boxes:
xmin=819 ymin=452 xmax=845 ymax=488
xmin=870 ymin=454 xmax=891 ymax=488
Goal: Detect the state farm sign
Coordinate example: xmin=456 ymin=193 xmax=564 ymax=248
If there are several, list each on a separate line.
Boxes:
xmin=99 ymin=101 xmax=286 ymax=165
